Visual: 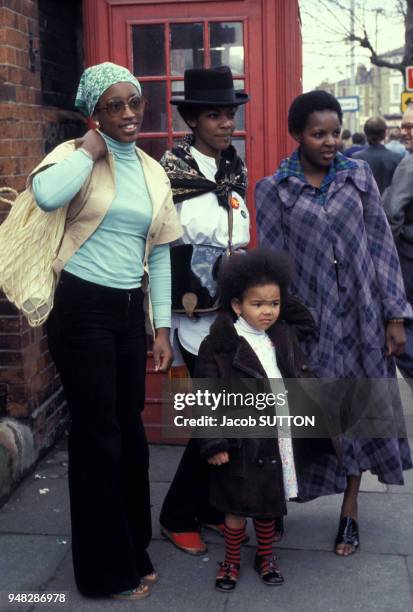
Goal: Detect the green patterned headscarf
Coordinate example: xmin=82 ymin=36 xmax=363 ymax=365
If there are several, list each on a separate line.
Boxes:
xmin=74 ymin=62 xmax=142 ymax=117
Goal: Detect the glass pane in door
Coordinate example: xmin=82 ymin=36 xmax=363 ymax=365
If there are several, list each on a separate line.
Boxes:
xmin=209 ymin=22 xmax=244 ymax=75
xmin=232 ymin=137 xmax=245 ymax=162
xmin=172 ymin=106 xmax=189 ymax=133
xmin=140 ymin=81 xmax=167 ymax=132
xmin=170 ymin=23 xmax=204 ymax=76
xmin=133 ymin=24 xmax=165 ymax=76
xmin=171 ymin=80 xmax=189 ymax=132
xmin=234 ymin=79 xmax=245 ymax=130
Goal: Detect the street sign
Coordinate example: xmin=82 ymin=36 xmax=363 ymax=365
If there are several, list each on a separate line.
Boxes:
xmin=401 ymin=91 xmax=413 ymax=113
xmin=405 ymin=66 xmax=413 ymax=91
xmin=336 ymin=96 xmax=359 ymax=112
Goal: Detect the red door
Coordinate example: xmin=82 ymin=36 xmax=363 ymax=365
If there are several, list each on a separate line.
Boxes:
xmin=84 ymin=0 xmax=266 ymax=242
xmin=82 ymin=0 xmax=302 ymax=441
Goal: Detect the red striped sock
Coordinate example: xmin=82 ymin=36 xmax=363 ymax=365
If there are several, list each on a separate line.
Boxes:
xmin=224 ymin=523 xmax=245 ymax=567
xmin=253 ymin=518 xmax=275 ymax=558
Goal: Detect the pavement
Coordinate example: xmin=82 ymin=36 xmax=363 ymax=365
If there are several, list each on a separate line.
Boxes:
xmin=1 ymin=423 xmax=413 ymax=612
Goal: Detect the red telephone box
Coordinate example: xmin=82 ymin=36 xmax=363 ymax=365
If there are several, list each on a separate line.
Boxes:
xmin=82 ymin=0 xmax=302 ymax=441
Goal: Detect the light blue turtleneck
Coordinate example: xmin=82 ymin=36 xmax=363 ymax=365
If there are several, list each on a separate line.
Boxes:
xmin=32 ymin=134 xmax=171 ymax=328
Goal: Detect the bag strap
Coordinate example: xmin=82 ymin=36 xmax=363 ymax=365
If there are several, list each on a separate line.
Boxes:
xmin=227 ymin=191 xmax=234 ymax=255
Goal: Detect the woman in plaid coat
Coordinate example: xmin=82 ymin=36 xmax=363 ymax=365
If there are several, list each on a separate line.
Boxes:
xmin=255 ymin=90 xmax=413 ymax=556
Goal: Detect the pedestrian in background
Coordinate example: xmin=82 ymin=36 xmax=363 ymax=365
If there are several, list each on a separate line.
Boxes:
xmin=383 ymin=106 xmax=413 ymax=385
xmin=386 ymin=127 xmax=407 ymax=158
xmin=29 ymin=62 xmax=181 ymax=600
xmin=340 ymin=128 xmax=352 ymax=151
xmin=256 ymin=90 xmax=412 ymax=557
xmin=353 ymin=116 xmax=403 ymax=194
xmin=343 ymin=131 xmax=366 ymax=157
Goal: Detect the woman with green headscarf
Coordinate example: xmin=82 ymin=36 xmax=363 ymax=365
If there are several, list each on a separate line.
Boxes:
xmin=28 ymin=62 xmax=182 ymax=600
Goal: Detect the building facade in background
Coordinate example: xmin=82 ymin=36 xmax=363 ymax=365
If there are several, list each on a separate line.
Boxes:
xmin=316 ymin=48 xmax=405 ymax=132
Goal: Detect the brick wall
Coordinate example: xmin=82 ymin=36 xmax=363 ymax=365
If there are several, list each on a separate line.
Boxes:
xmin=0 ymin=1 xmax=43 ymax=196
xmin=0 ymin=0 xmax=83 ymax=501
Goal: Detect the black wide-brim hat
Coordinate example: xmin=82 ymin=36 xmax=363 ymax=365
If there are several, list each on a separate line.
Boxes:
xmin=170 ymin=65 xmax=249 ymax=107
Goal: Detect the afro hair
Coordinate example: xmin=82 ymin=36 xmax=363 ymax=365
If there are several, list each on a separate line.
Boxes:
xmin=217 ymin=248 xmax=293 ymax=316
xmin=288 ymin=90 xmax=343 ymax=135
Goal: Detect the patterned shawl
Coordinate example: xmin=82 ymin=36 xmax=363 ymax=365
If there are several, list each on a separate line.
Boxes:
xmin=160 ymin=134 xmax=247 ymax=209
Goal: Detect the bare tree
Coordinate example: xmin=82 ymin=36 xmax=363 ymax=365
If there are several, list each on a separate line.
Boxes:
xmin=348 ymin=0 xmax=413 ymax=83
xmin=301 ymin=0 xmax=412 ymax=85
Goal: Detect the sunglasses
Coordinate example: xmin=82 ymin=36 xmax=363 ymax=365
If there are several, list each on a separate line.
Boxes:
xmin=95 ymin=95 xmax=146 ymax=117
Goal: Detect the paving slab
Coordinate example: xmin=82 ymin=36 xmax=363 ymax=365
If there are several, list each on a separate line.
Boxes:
xmin=0 ymin=472 xmax=70 ymax=536
xmin=406 ymin=555 xmax=413 ymax=588
xmin=1 ymin=440 xmax=413 ymax=612
xmin=404 ymin=415 xmax=413 ymax=437
xmin=38 ymin=539 xmax=228 ymax=612
xmin=150 ymin=482 xmax=169 ymax=540
xmin=358 ymin=471 xmax=387 ymax=493
xmin=224 ymin=548 xmax=413 ymax=612
xmin=152 ymin=483 xmax=413 ymax=556
xmin=110 ymin=463 xmax=413 ymax=557
xmin=34 ymin=540 xmax=413 ymax=612
xmin=149 ymin=444 xmax=182 ymax=484
xmin=0 ymin=535 xmax=70 ymax=612
xmin=267 ymin=491 xmax=413 ymax=556
xmin=398 ymin=379 xmax=413 ymax=416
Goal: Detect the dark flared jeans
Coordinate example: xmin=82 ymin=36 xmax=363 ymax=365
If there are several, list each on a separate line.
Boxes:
xmin=47 ymin=271 xmax=153 ymax=596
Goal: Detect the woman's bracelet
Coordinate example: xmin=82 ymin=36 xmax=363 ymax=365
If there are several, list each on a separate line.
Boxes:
xmin=388 ymin=318 xmax=404 ymax=324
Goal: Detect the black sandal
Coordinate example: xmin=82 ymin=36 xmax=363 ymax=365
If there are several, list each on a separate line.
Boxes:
xmin=254 ymin=554 xmax=284 ymax=586
xmin=215 ymin=562 xmax=239 ymax=592
xmin=335 ymin=516 xmax=360 ymax=555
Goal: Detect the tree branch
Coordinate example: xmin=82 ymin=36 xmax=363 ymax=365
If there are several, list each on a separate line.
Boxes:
xmin=402 ymin=0 xmax=413 ymax=69
xmin=348 ymin=30 xmax=404 ymax=73
xmin=396 ymin=0 xmax=407 ymax=20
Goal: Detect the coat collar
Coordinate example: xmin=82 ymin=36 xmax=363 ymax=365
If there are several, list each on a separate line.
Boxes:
xmin=233 ymin=340 xmax=267 ymax=379
xmin=275 ymin=150 xmax=370 ymax=208
xmin=208 ymin=311 xmax=292 ymax=378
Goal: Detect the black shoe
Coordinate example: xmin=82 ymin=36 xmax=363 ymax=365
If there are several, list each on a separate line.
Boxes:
xmin=254 ymin=554 xmax=284 ymax=586
xmin=215 ymin=562 xmax=239 ymax=592
xmin=334 ymin=516 xmax=360 ymax=555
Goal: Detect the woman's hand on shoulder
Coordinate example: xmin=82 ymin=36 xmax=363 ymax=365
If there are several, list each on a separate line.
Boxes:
xmin=207 ymin=452 xmax=229 ymax=466
xmin=386 ymin=321 xmax=406 ymax=356
xmin=153 ymin=327 xmax=174 ymax=372
xmin=75 ymin=129 xmax=107 ymax=162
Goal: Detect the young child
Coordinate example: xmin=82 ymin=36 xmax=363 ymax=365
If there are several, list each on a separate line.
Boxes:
xmin=196 ymin=248 xmax=316 ymax=592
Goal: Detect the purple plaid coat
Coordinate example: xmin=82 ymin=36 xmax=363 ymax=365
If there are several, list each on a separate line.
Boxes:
xmin=255 ymin=152 xmax=413 ymax=496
